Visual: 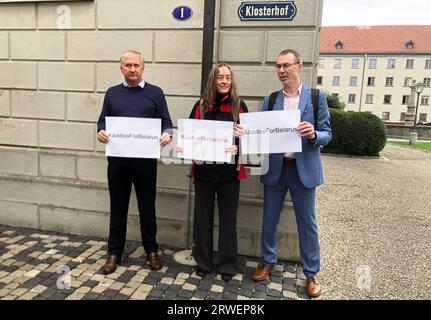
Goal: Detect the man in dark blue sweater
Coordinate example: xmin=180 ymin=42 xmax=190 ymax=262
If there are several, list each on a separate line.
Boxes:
xmin=97 ymin=50 xmax=173 ymax=274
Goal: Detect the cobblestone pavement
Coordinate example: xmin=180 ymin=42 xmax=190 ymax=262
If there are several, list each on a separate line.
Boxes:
xmin=0 ymin=225 xmax=309 ymax=301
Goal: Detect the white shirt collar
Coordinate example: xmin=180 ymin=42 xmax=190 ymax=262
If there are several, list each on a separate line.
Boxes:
xmin=283 ymin=83 xmax=302 ymax=97
xmin=123 ymin=79 xmax=145 ymax=88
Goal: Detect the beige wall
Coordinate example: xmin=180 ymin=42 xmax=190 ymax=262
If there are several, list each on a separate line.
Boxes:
xmin=0 ymin=0 xmax=323 ymax=260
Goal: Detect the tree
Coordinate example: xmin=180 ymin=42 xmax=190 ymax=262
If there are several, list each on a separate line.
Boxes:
xmin=326 ymin=92 xmax=346 ymax=110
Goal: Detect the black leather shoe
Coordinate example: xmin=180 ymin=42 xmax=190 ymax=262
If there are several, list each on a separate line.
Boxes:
xmin=221 ymin=274 xmax=233 ymax=282
xmin=195 ymin=268 xmax=209 ymax=277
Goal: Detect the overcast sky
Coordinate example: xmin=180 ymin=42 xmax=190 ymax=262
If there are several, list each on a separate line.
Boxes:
xmin=322 ymin=0 xmax=431 ymax=26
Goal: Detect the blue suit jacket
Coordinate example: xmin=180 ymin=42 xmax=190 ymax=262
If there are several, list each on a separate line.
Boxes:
xmin=260 ymin=84 xmax=332 ymax=189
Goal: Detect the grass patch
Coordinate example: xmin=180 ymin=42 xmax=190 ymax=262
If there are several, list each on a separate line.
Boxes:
xmin=388 ymin=140 xmax=431 ymax=151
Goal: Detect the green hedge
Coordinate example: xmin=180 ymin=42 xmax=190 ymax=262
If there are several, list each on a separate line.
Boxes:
xmin=323 ymin=109 xmax=387 ymax=156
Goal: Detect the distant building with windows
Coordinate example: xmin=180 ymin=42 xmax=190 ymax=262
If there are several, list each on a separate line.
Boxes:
xmin=317 ymin=26 xmax=431 ymax=123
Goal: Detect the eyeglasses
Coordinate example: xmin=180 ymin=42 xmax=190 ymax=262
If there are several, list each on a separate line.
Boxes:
xmin=275 ymin=62 xmax=299 ymax=70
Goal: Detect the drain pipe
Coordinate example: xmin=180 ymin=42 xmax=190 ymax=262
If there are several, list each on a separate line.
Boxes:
xmin=186 ymin=0 xmax=216 ymax=251
xmin=200 ymin=0 xmax=216 ymax=93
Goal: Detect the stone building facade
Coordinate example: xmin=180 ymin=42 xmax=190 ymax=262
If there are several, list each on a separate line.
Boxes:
xmin=0 ymin=0 xmax=323 ymax=261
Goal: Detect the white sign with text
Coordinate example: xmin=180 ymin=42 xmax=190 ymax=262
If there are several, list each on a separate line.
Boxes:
xmin=239 ymin=110 xmax=302 ymax=154
xmin=177 ymin=119 xmax=234 ymax=163
xmin=105 ymin=117 xmax=161 ymax=159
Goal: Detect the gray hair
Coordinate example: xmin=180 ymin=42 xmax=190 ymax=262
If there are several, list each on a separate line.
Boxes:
xmin=120 ymin=50 xmax=145 ymax=66
xmin=278 ymin=49 xmax=302 ymax=64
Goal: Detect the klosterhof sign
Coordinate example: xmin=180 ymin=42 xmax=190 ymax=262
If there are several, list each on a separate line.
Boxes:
xmin=238 ymin=1 xmax=297 ymax=21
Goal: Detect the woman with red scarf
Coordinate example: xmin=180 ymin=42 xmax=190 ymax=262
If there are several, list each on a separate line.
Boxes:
xmin=177 ymin=63 xmax=248 ymax=281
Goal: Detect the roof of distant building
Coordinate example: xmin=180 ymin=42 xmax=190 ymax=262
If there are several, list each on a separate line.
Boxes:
xmin=320 ymin=25 xmax=431 ymax=54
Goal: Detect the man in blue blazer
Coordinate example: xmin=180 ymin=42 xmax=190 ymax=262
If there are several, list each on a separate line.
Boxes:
xmin=250 ymin=49 xmax=332 ymax=298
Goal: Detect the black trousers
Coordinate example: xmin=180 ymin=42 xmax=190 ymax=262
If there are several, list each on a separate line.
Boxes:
xmin=194 ymin=179 xmax=240 ymax=276
xmin=107 ymin=157 xmax=158 ymax=257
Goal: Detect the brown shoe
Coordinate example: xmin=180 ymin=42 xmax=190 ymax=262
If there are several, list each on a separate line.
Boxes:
xmin=147 ymin=252 xmax=162 ymax=270
xmin=101 ymin=255 xmax=120 ymax=275
xmin=251 ymin=265 xmax=274 ymax=281
xmin=306 ymin=275 xmax=322 ymax=298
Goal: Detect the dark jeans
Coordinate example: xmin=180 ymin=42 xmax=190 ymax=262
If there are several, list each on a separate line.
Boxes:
xmin=194 ymin=179 xmax=240 ymax=276
xmin=107 ymin=157 xmax=158 ymax=257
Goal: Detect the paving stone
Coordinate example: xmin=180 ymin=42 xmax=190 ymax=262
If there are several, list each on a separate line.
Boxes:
xmin=102 ymin=289 xmax=119 ymax=297
xmin=282 ymin=290 xmax=298 ymax=299
xmin=166 ymin=285 xmax=181 ymax=294
xmin=82 ymin=280 xmax=99 ymax=288
xmin=161 ymin=291 xmax=177 ymax=299
xmin=154 ymin=283 xmax=170 ymax=291
xmin=268 ymin=288 xmax=282 ymax=297
xmin=254 ymin=283 xmax=268 ymax=291
xmin=136 ymin=284 xmax=153 ymax=293
xmin=142 ymin=277 xmax=159 ymax=286
xmin=208 ymin=292 xmax=222 ymax=300
xmin=252 ymin=291 xmax=267 ymax=299
xmin=222 ymin=292 xmax=237 ymax=300
xmin=198 ymin=282 xmax=212 ymax=291
xmin=0 ymin=226 xmax=302 ymax=301
xmin=224 ymin=285 xmax=239 ymax=293
xmin=130 ymin=291 xmax=148 ymax=300
xmin=119 ymin=287 xmax=135 ymax=296
xmin=148 ymin=289 xmax=164 ymax=298
xmin=298 ymin=293 xmax=310 ymax=300
xmin=210 ymin=284 xmax=223 ymax=293
xmin=177 ymin=289 xmax=193 ymax=299
xmin=238 ymin=288 xmax=253 ymax=297
xmin=193 ymin=289 xmax=209 ymax=299
xmin=283 ymin=277 xmax=297 ymax=285
xmin=83 ymin=292 xmax=100 ymax=300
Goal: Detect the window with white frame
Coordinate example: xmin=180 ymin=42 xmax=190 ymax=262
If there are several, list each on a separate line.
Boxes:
xmin=419 ymin=113 xmax=427 ymax=122
xmin=318 ymin=59 xmax=325 ymax=68
xmin=334 ymin=59 xmax=342 ymax=69
xmin=425 ymin=59 xmax=431 ymax=69
xmin=400 ymin=112 xmax=406 ymax=121
xmin=421 ymin=95 xmax=429 ymax=105
xmin=367 ymin=77 xmax=375 ymax=86
xmin=402 ymin=95 xmax=410 ymax=105
xmin=365 ymin=94 xmax=374 ymax=104
xmin=423 ymin=78 xmax=431 ymax=87
xmin=350 ymin=76 xmax=358 ymax=86
xmin=387 ymin=59 xmax=396 ymax=69
xmin=368 ymin=59 xmax=377 ymax=69
xmin=348 ymin=94 xmax=356 ymax=103
xmin=385 ymin=77 xmax=394 ymax=87
xmin=351 ymin=59 xmax=360 ymax=69
xmin=383 ymin=95 xmax=392 ymax=104
xmin=404 ymin=77 xmax=413 ymax=87
xmin=406 ymin=59 xmax=414 ymax=69
xmin=332 ymin=76 xmax=340 ymax=86
xmin=382 ymin=112 xmax=390 ymax=120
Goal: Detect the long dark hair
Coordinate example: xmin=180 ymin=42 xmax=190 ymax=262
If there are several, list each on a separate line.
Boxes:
xmin=200 ymin=63 xmax=241 ymax=122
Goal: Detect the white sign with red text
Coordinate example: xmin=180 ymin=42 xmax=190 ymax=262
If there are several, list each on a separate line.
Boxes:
xmin=177 ymin=119 xmax=234 ymax=163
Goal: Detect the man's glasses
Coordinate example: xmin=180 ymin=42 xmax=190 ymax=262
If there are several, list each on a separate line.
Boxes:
xmin=275 ymin=62 xmax=298 ymax=70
